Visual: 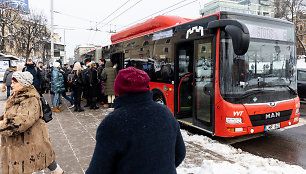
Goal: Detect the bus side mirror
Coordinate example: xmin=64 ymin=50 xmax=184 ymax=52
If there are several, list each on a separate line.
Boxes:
xmin=208 ymin=19 xmax=250 ymax=55
xmin=225 ymin=25 xmax=250 ymax=55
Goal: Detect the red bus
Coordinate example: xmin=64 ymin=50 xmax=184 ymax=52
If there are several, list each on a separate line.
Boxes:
xmin=102 ymin=11 xmax=300 ymax=137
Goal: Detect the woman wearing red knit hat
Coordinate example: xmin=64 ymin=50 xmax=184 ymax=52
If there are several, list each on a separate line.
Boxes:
xmin=87 ymin=67 xmax=186 ymax=174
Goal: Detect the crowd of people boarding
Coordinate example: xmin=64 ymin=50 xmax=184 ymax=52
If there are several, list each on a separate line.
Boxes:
xmin=3 ymin=58 xmax=118 ymax=112
xmin=1 ymin=58 xmax=186 ymax=174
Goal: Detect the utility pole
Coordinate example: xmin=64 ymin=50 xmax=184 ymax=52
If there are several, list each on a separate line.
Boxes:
xmin=64 ymin=28 xmax=66 ymax=64
xmin=50 ymin=0 xmax=54 ymax=65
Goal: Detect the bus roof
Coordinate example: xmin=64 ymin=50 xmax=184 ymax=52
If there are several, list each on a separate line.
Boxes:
xmin=108 ymin=11 xmax=293 ymax=46
xmin=111 ymin=15 xmax=191 ymax=44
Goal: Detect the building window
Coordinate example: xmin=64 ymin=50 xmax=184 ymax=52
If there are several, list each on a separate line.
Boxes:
xmin=165 ymin=39 xmax=171 ymax=43
xmin=143 ymin=41 xmax=149 ymax=46
xmin=8 ymin=24 xmax=14 ymax=33
xmin=9 ymin=40 xmax=14 ymax=49
xmin=164 ymin=47 xmax=169 ymax=53
xmin=140 ymin=47 xmax=143 ymax=51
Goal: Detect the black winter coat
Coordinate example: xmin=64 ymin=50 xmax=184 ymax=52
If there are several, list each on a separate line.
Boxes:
xmin=22 ymin=64 xmax=42 ymax=91
xmin=88 ymin=68 xmax=99 ymax=97
xmin=86 ymin=91 xmax=186 ymax=174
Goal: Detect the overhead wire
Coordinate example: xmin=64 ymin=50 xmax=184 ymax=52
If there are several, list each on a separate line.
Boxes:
xmin=162 ymin=0 xmax=199 ymax=15
xmin=96 ymin=0 xmax=132 ymax=26
xmin=117 ymin=0 xmax=189 ymax=31
xmin=100 ymin=0 xmax=144 ymax=29
xmin=99 ymin=0 xmax=144 ymax=44
xmin=53 ymin=10 xmax=97 ymax=23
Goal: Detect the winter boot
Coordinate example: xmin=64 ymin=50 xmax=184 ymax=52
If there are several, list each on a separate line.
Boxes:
xmin=77 ymin=107 xmax=84 ymax=112
xmin=50 ymin=164 xmax=64 ymax=174
xmin=77 ymin=103 xmax=84 ymax=112
xmin=57 ymin=106 xmax=64 ymax=111
xmin=52 ymin=107 xmax=61 ymax=113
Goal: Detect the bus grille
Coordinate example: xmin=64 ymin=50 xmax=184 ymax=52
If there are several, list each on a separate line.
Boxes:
xmin=249 ymin=109 xmax=292 ymax=127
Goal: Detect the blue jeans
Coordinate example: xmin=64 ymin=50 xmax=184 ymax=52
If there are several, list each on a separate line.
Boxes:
xmin=6 ymin=86 xmax=11 ymax=98
xmin=53 ymin=93 xmax=60 ymax=108
xmin=70 ymin=90 xmax=74 ymax=101
xmin=62 ymin=91 xmax=74 ymax=105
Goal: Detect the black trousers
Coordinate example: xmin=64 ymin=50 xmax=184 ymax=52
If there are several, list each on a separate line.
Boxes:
xmin=73 ymin=87 xmax=82 ymax=108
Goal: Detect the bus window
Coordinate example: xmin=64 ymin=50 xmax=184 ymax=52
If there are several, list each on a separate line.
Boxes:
xmin=194 ymin=39 xmax=213 ymax=124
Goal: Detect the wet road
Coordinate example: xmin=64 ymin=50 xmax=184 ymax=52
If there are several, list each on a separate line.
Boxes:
xmin=231 ymin=103 xmax=306 ymax=169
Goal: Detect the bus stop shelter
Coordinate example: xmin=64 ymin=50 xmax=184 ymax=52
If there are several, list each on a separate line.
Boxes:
xmin=0 ymin=54 xmax=19 ymax=82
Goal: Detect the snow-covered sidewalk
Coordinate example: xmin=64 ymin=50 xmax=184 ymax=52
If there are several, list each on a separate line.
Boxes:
xmin=177 ymin=130 xmax=306 ymax=174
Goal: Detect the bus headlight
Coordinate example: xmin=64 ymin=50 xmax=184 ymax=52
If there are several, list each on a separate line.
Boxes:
xmin=295 ymin=108 xmax=300 ymax=115
xmin=226 ymin=117 xmax=242 ymax=124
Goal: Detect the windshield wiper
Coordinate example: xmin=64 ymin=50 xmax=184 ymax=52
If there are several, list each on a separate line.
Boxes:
xmin=264 ymin=84 xmax=297 ymax=95
xmin=238 ymin=89 xmax=266 ymax=100
xmin=278 ymin=85 xmax=297 ymax=95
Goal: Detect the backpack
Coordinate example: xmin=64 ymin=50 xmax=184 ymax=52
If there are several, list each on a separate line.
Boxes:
xmin=67 ymin=73 xmax=77 ymax=86
xmin=101 ymin=69 xmax=107 ymax=81
xmin=40 ymin=96 xmax=52 ymax=123
xmin=82 ymin=69 xmax=91 ymax=85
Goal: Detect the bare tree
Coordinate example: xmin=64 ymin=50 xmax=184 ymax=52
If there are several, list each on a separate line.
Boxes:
xmin=274 ymin=0 xmax=306 ymax=54
xmin=15 ymin=10 xmax=50 ymax=60
xmin=0 ymin=4 xmax=22 ymax=53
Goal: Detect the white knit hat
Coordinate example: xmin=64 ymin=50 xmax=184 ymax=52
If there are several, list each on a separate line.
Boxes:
xmin=12 ymin=71 xmax=33 ymax=87
xmin=53 ymin=62 xmax=61 ymax=68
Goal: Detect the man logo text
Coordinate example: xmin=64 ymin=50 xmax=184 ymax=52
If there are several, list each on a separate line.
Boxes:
xmin=265 ymin=112 xmax=280 ymax=119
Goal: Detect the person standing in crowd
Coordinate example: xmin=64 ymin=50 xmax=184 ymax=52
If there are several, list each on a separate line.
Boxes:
xmin=86 ymin=67 xmax=186 ymax=174
xmin=22 ymin=59 xmax=42 ymax=92
xmin=98 ymin=59 xmax=107 ymax=105
xmin=51 ymin=62 xmax=65 ymax=112
xmin=59 ymin=64 xmax=74 ymax=108
xmin=37 ymin=61 xmax=46 ymax=94
xmin=16 ymin=62 xmax=24 ymax=72
xmin=0 ymin=71 xmax=64 ymax=174
xmin=88 ymin=62 xmax=99 ymax=109
xmin=71 ymin=62 xmax=84 ymax=112
xmin=102 ymin=61 xmax=117 ymax=108
xmin=83 ymin=62 xmax=91 ymax=107
xmin=45 ymin=65 xmax=53 ymax=94
xmin=3 ymin=66 xmax=16 ymax=98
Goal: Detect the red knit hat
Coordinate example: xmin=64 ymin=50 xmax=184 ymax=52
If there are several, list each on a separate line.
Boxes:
xmin=114 ymin=67 xmax=150 ymax=95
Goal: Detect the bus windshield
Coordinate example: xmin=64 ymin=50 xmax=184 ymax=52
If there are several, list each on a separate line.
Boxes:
xmin=220 ymin=33 xmax=297 ymax=104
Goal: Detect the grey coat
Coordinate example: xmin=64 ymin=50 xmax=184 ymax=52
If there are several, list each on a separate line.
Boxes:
xmin=102 ymin=61 xmax=117 ymax=95
xmin=3 ymin=68 xmax=16 ymax=86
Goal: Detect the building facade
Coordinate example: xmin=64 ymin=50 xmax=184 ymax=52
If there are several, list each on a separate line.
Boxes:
xmin=296 ymin=13 xmax=306 ymax=56
xmin=74 ymin=44 xmax=97 ymax=62
xmin=200 ymin=0 xmax=274 ymax=17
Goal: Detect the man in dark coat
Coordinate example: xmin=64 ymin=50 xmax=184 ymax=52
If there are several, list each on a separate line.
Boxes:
xmin=86 ymin=67 xmax=186 ymax=174
xmin=22 ymin=59 xmax=42 ymax=92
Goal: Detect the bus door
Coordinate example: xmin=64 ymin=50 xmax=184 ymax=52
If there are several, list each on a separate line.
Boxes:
xmin=110 ymin=52 xmax=125 ymax=71
xmin=176 ymin=41 xmax=194 ymax=122
xmin=193 ymin=38 xmax=214 ymax=131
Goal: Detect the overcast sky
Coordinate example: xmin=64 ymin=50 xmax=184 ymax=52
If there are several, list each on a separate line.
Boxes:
xmin=28 ymin=0 xmax=211 ymax=58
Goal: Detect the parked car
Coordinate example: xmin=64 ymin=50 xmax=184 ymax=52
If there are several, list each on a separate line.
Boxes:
xmin=297 ymin=68 xmax=306 ymax=100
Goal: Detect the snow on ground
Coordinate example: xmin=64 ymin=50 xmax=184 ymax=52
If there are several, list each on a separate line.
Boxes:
xmin=177 ymin=130 xmax=306 ymax=174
